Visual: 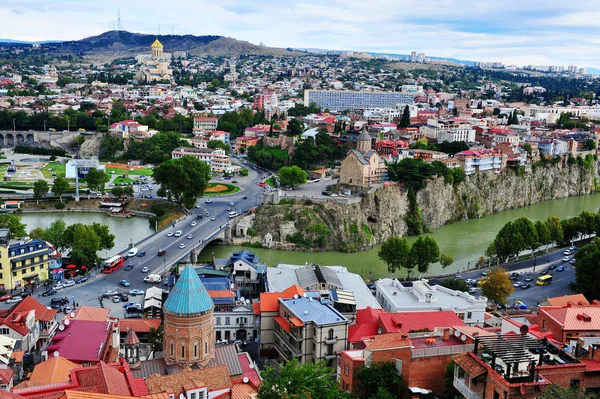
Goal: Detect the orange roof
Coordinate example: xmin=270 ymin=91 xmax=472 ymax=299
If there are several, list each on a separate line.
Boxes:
xmin=546 ymin=294 xmax=590 ymax=307
xmin=289 ymin=317 xmax=304 ymax=328
xmin=274 ymin=317 xmax=291 ymax=333
xmin=145 ymin=365 xmax=231 ymax=395
xmin=29 ymin=356 xmax=82 ymax=385
xmin=231 ymin=382 xmax=259 ymax=399
xmin=69 ymin=306 xmax=110 ymax=322
xmin=364 ymin=332 xmax=411 ymax=350
xmin=11 ymin=351 xmax=24 ymax=363
xmin=208 ymin=290 xmax=235 ymax=298
xmin=540 ymin=305 xmax=600 ymax=331
xmin=118 ymin=319 xmax=161 ymax=334
xmin=60 ymin=390 xmax=137 ymax=399
xmin=252 ymin=302 xmax=260 ymax=315
xmin=258 ymin=285 xmax=304 ymax=313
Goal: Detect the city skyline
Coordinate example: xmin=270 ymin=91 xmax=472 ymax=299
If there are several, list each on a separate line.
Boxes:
xmin=2 ymin=0 xmax=600 ymax=68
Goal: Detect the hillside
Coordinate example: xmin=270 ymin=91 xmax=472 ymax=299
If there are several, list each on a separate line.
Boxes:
xmin=40 ymin=30 xmax=299 ymax=59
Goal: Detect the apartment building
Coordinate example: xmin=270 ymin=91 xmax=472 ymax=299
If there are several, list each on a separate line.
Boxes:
xmin=456 ymin=149 xmax=506 ymax=175
xmin=193 ymin=117 xmax=218 ymax=132
xmin=0 ymin=296 xmax=59 ymax=352
xmin=0 ymin=230 xmax=56 ymax=290
xmin=304 ymin=90 xmax=414 ymax=111
xmin=171 ymin=147 xmax=233 ymax=173
xmin=375 ymin=279 xmax=487 ymax=326
xmin=273 ymin=297 xmax=349 ymax=368
xmin=420 ymin=118 xmax=475 ymax=142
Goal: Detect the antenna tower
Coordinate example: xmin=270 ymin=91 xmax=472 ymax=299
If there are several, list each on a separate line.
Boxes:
xmin=117 ymin=9 xmax=122 ymax=31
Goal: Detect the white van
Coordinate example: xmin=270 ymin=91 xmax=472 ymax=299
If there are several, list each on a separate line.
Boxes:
xmin=228 ymin=211 xmax=239 ymax=218
xmin=174 ymin=230 xmax=183 ymax=237
xmin=127 ymin=247 xmax=139 ymax=257
xmin=144 ymin=274 xmax=162 ymax=283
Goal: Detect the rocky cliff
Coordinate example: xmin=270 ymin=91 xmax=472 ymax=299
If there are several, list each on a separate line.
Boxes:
xmin=249 ymin=162 xmax=598 ymax=252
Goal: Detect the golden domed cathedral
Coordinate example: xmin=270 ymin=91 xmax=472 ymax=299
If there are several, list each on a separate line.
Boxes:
xmin=135 ymin=38 xmax=173 ymax=83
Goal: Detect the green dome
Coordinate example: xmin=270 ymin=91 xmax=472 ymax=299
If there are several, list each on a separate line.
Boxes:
xmin=163 ymin=265 xmax=214 ymax=317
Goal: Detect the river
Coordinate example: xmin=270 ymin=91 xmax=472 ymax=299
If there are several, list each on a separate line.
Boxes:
xmin=19 ymin=212 xmax=153 ymax=257
xmin=200 ymin=192 xmax=600 ymax=279
xmin=17 ymin=192 xmax=600 ymax=279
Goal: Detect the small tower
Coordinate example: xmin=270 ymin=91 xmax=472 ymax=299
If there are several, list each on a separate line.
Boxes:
xmin=356 ymin=129 xmax=372 ymax=153
xmin=123 ymin=329 xmax=140 ymax=367
xmin=151 ymin=38 xmax=164 ymax=59
xmin=162 ymin=265 xmax=215 ymax=367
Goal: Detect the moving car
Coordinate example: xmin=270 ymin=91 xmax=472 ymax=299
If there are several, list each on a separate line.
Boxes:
xmin=481 ymin=270 xmax=490 ymax=276
xmin=144 ymin=274 xmax=162 ymax=283
xmin=179 ymin=243 xmax=186 ymax=249
xmin=196 ymin=215 xmax=203 ymax=220
xmin=157 ymin=249 xmax=166 ymax=256
xmin=127 ymin=247 xmax=139 ymax=257
xmin=41 ymin=290 xmax=56 ymax=297
xmin=137 ymin=251 xmax=146 ymax=257
xmin=205 ymin=199 xmax=213 ymax=203
xmin=75 ymin=276 xmax=88 ymax=284
xmin=562 ymin=256 xmax=570 ymax=262
xmin=187 ymin=234 xmax=194 ymax=239
xmin=0 ymin=294 xmax=11 ymax=302
xmin=174 ymin=230 xmax=182 ymax=237
xmin=229 ymin=202 xmax=234 ymax=206
xmin=166 ymin=231 xmax=174 ymax=237
xmin=205 ymin=212 xmax=210 ymax=216
xmin=557 ymin=265 xmax=565 ymax=272
xmin=242 ymin=195 xmax=247 ymax=199
xmin=191 ymin=221 xmax=197 ymax=227
xmin=124 ymin=264 xmax=134 ymax=271
xmin=142 ymin=266 xmax=150 ymax=273
xmin=119 ymin=280 xmax=131 ymax=287
xmin=129 ymin=289 xmax=144 ymax=296
xmin=513 ymin=281 xmax=522 ymax=288
xmin=521 ymin=283 xmax=532 ymax=289
xmin=211 ymin=216 xmax=216 ymax=221
xmin=524 ymin=276 xmax=533 ymax=282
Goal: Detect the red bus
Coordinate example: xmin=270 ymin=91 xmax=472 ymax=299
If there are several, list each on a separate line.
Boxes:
xmin=102 ymin=255 xmax=124 ymax=274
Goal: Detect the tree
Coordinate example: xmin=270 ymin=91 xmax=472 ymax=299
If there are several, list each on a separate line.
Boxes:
xmin=513 ymin=217 xmax=538 ymax=255
xmin=538 ymin=384 xmax=598 ymax=399
xmin=535 ymin=220 xmax=551 ymax=252
xmin=480 ymin=267 xmax=514 ymax=305
xmin=91 ymin=222 xmax=115 ymax=252
xmin=410 ymin=236 xmax=440 ymax=276
xmin=574 ymin=237 xmax=600 ymax=300
xmin=42 ymin=220 xmax=67 ymax=250
xmin=523 ymin=143 xmax=532 ymax=155
xmin=378 ymin=236 xmax=411 ymax=275
xmin=29 ymin=227 xmax=44 ymax=240
xmin=153 ymin=156 xmax=211 ymax=209
xmin=354 ymin=361 xmax=406 ymax=399
xmin=440 ymin=253 xmax=454 ymax=268
xmin=258 ymin=359 xmax=348 ymax=399
xmin=52 ymin=176 xmax=70 ymax=202
xmin=85 ymin=168 xmax=108 ymax=193
xmin=207 ymin=139 xmax=231 ymax=154
xmin=239 ymin=168 xmax=249 ymax=177
xmin=287 ymin=118 xmax=304 ymax=136
xmin=0 ymin=214 xmax=27 ymax=238
xmin=147 ymin=325 xmax=164 ymax=352
xmin=63 ymin=223 xmax=101 ymax=267
xmin=444 ymin=363 xmax=457 ymax=399
xmin=491 ymin=221 xmax=524 ymax=262
xmin=293 ymin=137 xmax=320 ymax=170
xmin=546 ymin=216 xmax=564 ymax=244
xmin=398 ymin=105 xmax=411 ymax=128
xmin=33 ymin=179 xmax=49 ymax=204
xmin=440 ymin=277 xmax=469 ymax=292
xmin=278 ymin=166 xmax=307 ymax=188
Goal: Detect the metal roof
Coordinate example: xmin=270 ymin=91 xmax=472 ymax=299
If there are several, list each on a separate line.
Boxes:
xmin=163 ymin=265 xmax=214 ymax=317
xmin=281 ymin=297 xmax=348 ymax=326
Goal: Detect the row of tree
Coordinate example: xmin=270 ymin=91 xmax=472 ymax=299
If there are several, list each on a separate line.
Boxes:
xmin=387 ymin=157 xmax=466 ymax=191
xmin=378 ymin=235 xmax=452 ymax=277
xmin=487 ymin=211 xmax=600 ymax=262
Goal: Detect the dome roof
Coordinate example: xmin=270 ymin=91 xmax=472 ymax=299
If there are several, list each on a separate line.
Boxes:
xmin=357 ymin=130 xmax=371 ymax=142
xmin=151 ymin=38 xmax=164 ymax=49
xmin=163 ymin=265 xmax=214 ymax=317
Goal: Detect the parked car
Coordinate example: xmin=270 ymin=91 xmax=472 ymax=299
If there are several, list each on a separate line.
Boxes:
xmin=129 ymin=289 xmax=144 ymax=296
xmin=112 ymin=295 xmax=121 ymax=303
xmin=242 ymin=195 xmax=247 ymax=199
xmin=513 ymin=301 xmax=528 ymax=310
xmin=137 ymin=251 xmax=146 ymax=257
xmin=142 ymin=266 xmax=150 ymax=273
xmin=122 ymin=302 xmax=136 ymax=308
xmin=124 ymin=264 xmax=134 ymax=271
xmin=0 ymin=294 xmax=11 ymax=301
xmin=569 ymin=246 xmax=576 ymax=251
xmin=124 ymin=313 xmax=142 ymax=319
xmin=229 ymin=202 xmax=234 ymax=206
xmin=524 ymin=276 xmax=533 ymax=282
xmin=166 ymin=231 xmax=174 ymax=237
xmin=53 ymin=283 xmax=65 ymax=290
xmin=557 ymin=265 xmax=565 ymax=272
xmin=521 ymin=283 xmax=532 ymax=289
xmin=564 ymin=249 xmax=571 ymax=256
xmin=205 ymin=199 xmax=213 ymax=203
xmin=211 ymin=216 xmax=216 ymax=221
xmin=127 ymin=247 xmax=139 ymax=257
xmin=41 ymin=289 xmax=57 ymax=297
xmin=75 ymin=276 xmax=88 ymax=284
xmin=513 ymin=281 xmax=522 ymax=288
xmin=126 ymin=304 xmax=143 ymax=311
xmin=63 ymin=280 xmax=75 ymax=287
xmin=6 ymin=297 xmax=22 ymax=304
xmin=120 ymin=293 xmax=129 ymax=301
xmin=63 ymin=306 xmax=73 ymax=314
xmin=205 ymin=212 xmax=210 ymax=216
xmin=570 ymin=258 xmax=576 ymax=264
xmin=563 ymin=256 xmax=571 ymax=262
xmin=103 ymin=290 xmax=118 ymax=298
xmin=481 ymin=270 xmax=490 ymax=276
xmin=119 ymin=280 xmax=131 ymax=287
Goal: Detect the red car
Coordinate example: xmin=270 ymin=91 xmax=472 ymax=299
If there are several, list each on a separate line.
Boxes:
xmin=0 ymin=294 xmax=12 ymax=302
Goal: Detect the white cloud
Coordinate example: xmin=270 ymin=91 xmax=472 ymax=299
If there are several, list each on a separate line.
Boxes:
xmin=1 ymin=0 xmax=600 ymax=67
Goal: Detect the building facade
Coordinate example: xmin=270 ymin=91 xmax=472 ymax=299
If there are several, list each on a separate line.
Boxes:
xmin=135 ymin=39 xmax=173 ymax=83
xmin=0 ymin=231 xmax=54 ymax=290
xmin=304 ymin=90 xmax=414 ymax=111
xmin=171 ymin=147 xmax=233 ymax=173
xmin=193 ymin=117 xmax=218 ymax=132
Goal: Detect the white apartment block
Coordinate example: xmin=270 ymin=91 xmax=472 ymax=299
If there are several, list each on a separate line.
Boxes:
xmin=304 ymin=90 xmax=414 ymax=111
xmin=171 ymin=147 xmax=232 ymax=173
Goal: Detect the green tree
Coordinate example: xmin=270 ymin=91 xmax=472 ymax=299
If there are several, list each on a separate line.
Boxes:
xmin=153 ymin=156 xmax=211 ymax=209
xmin=287 ymin=118 xmax=305 ymax=136
xmin=538 ymin=384 xmax=598 ymax=399
xmin=258 ymin=359 xmax=348 ymax=399
xmin=440 ymin=253 xmax=454 ymax=268
xmin=491 ymin=221 xmax=524 ymax=262
xmin=387 ymin=158 xmax=435 ymax=191
xmin=546 ymin=216 xmax=564 ymax=244
xmin=354 ymin=361 xmax=406 ymax=399
xmin=33 ymin=179 xmax=49 ymax=204
xmin=513 ymin=217 xmax=538 ymax=254
xmin=293 ymin=137 xmax=320 ymax=169
xmin=207 ymin=139 xmax=231 ymax=154
xmin=42 ymin=220 xmax=67 ymax=250
xmin=480 ymin=267 xmax=514 ymax=305
xmin=523 ymin=143 xmax=532 ymax=155
xmin=85 ymin=168 xmax=108 ymax=193
xmin=535 ymin=220 xmax=551 ymax=252
xmin=52 ymin=176 xmax=70 ymax=202
xmin=29 ymin=227 xmax=45 ymax=240
xmin=574 ymin=237 xmax=600 ymax=300
xmin=147 ymin=325 xmax=164 ymax=352
xmin=440 ymin=277 xmax=469 ymax=292
xmin=63 ymin=223 xmax=101 ymax=267
xmin=410 ymin=236 xmax=440 ymax=276
xmin=0 ymin=214 xmax=27 ymax=238
xmin=378 ymin=236 xmax=412 ymax=275
xmin=278 ymin=166 xmax=308 ymax=188
xmin=91 ymin=222 xmax=115 ymax=252
xmin=239 ymin=168 xmax=249 ymax=177
xmin=444 ymin=363 xmax=457 ymax=399
xmin=398 ymin=105 xmax=411 ymax=128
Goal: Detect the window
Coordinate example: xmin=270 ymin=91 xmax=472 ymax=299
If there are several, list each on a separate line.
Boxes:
xmin=194 ymin=342 xmax=198 ymax=358
xmin=0 ymin=328 xmax=9 ymax=335
xmin=344 ymin=365 xmax=349 ymax=376
xmin=493 ymin=391 xmax=500 ymax=399
xmin=327 ymin=344 xmax=333 ymax=355
xmin=205 ymin=341 xmax=208 ymax=354
xmin=181 ymin=345 xmax=185 ymax=358
xmin=225 ymin=317 xmax=230 ymax=325
xmin=30 ymin=267 xmax=34 ymax=272
xmin=467 ymin=312 xmax=472 ymax=319
xmin=216 ymin=317 xmax=221 ymax=325
xmin=190 ymin=393 xmax=197 ymax=399
xmin=394 ymin=358 xmax=403 ymax=375
xmin=170 ymin=341 xmax=174 ymax=356
xmin=328 ymin=329 xmax=334 ymax=339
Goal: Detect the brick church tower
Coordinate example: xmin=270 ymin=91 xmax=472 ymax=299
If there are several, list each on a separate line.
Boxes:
xmin=162 ymin=265 xmax=215 ymax=367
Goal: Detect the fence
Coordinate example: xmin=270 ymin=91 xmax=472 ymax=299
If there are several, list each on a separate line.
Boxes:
xmin=411 ymin=343 xmax=473 ymax=358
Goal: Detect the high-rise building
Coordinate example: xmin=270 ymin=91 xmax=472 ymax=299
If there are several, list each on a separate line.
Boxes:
xmin=411 ymin=51 xmax=417 ymax=62
xmin=416 ymin=52 xmax=426 ymax=63
xmin=304 ymin=90 xmax=414 ymax=111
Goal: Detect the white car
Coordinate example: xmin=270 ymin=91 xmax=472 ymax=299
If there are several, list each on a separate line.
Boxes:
xmin=166 ymin=231 xmax=174 ymax=237
xmin=179 ymin=243 xmax=186 ymax=249
xmin=229 ymin=202 xmax=234 ymax=206
xmin=330 ymin=193 xmax=339 ymax=197
xmin=210 ymin=216 xmax=216 ymax=221
xmin=63 ymin=280 xmax=75 ymax=287
xmin=563 ymin=250 xmax=571 ymax=255
xmin=187 ymin=234 xmax=194 ymax=239
xmin=142 ymin=266 xmax=150 ymax=273
xmin=191 ymin=221 xmax=197 ymax=227
xmin=513 ymin=282 xmax=522 ymax=288
xmin=148 ymin=186 xmax=154 ymax=190
xmin=53 ymin=283 xmax=65 ymax=290
xmin=174 ymin=230 xmax=182 ymax=237
xmin=127 ymin=247 xmax=139 ymax=257
xmin=6 ymin=297 xmax=23 ymax=304
xmin=205 ymin=199 xmax=213 ymax=203
xmin=562 ymin=256 xmax=571 ymax=262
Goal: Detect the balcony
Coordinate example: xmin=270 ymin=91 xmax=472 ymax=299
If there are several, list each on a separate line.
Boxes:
xmin=324 ymin=352 xmax=338 ymax=360
xmin=325 ymin=337 xmax=338 ymax=344
xmin=453 ymin=377 xmax=482 ymax=399
xmin=273 ymin=327 xmax=302 ymax=358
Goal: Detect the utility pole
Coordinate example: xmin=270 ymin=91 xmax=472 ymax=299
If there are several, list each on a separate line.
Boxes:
xmin=43 ymin=120 xmax=46 ymax=132
xmin=12 ymin=118 xmax=15 ymax=131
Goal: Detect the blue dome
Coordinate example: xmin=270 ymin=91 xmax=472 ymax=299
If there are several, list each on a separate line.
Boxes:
xmin=163 ymin=265 xmax=214 ymax=317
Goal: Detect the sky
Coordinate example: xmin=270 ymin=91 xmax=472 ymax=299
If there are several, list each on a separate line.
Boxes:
xmin=2 ymin=0 xmax=600 ymax=68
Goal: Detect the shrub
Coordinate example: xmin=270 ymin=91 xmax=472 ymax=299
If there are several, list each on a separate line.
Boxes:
xmin=54 ymin=203 xmax=65 ymax=209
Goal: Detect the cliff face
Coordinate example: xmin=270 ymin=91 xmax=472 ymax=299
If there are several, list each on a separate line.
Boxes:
xmin=249 ymin=163 xmax=598 ymax=252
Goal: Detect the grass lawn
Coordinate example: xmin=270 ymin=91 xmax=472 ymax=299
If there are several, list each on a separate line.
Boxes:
xmin=265 ymin=176 xmax=276 ymax=187
xmin=113 ymin=176 xmax=135 ymax=185
xmin=203 ymin=183 xmax=240 ymax=196
xmin=106 ymin=167 xmax=153 ymax=176
xmin=41 ymin=162 xmax=66 ymax=178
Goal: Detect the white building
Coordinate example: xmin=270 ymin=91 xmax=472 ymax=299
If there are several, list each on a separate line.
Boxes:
xmin=375 ymin=279 xmax=487 ymax=326
xmin=193 ymin=117 xmax=218 ymax=132
xmin=171 ymin=147 xmax=233 ymax=173
xmin=65 ymin=158 xmax=106 ymax=179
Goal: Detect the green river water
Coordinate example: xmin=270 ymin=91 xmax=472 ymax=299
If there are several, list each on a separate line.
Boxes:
xmin=18 ymin=192 xmax=600 ymax=279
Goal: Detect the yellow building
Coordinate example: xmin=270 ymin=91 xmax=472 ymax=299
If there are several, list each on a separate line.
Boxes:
xmin=0 ymin=229 xmax=52 ymax=290
xmin=135 ymin=38 xmax=173 ymax=83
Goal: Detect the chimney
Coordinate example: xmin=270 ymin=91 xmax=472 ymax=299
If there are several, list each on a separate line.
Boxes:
xmin=443 ymin=329 xmax=450 ymax=341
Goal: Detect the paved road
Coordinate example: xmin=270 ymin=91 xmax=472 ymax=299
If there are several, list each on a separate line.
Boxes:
xmin=430 ymin=246 xmax=577 ymax=309
xmin=0 ymin=161 xmax=266 ymax=315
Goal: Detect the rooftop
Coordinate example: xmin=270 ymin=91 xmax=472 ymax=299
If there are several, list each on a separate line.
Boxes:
xmin=28 ymin=356 xmax=82 ymax=385
xmin=539 ymin=304 xmax=600 ymax=331
xmin=163 ymin=265 xmax=214 ymax=317
xmin=280 ymin=297 xmax=348 ymax=326
xmin=46 ymin=320 xmax=112 ymax=363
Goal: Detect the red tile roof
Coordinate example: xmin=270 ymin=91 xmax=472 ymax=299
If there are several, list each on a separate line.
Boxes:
xmin=379 ymin=311 xmax=464 ymax=333
xmin=546 ymin=294 xmax=590 ymax=307
xmin=0 ymin=296 xmax=54 ymax=336
xmin=118 ymin=319 xmax=161 ymax=334
xmin=46 ymin=320 xmax=112 ymax=364
xmin=540 ymin=305 xmax=600 ymax=331
xmin=258 ymin=285 xmax=304 ymax=313
xmin=274 ymin=317 xmax=290 ymax=333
